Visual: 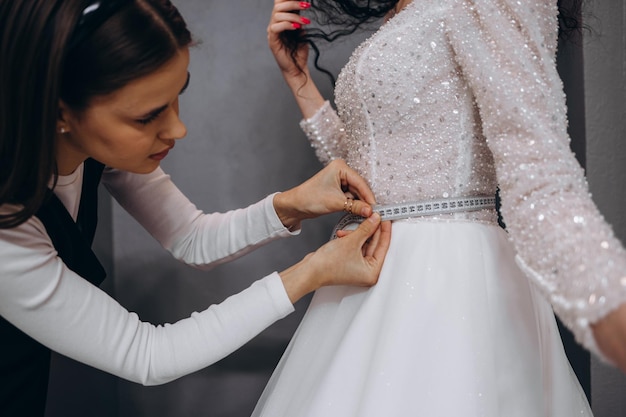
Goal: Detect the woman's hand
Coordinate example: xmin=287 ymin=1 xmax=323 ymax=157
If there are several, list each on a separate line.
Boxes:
xmin=592 ymin=304 xmax=626 ymax=373
xmin=267 ymin=0 xmax=311 ymax=82
xmin=274 ymin=159 xmax=375 ymax=230
xmin=267 ymin=0 xmax=325 ymax=117
xmin=280 ymin=213 xmax=392 ymax=303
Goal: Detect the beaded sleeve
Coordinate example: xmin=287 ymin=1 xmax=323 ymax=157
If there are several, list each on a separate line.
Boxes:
xmin=445 ymin=0 xmax=626 ymax=357
xmin=299 ymin=100 xmax=348 ymax=165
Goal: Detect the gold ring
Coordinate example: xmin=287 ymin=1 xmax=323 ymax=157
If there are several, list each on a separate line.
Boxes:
xmin=344 ymin=198 xmax=354 ymax=213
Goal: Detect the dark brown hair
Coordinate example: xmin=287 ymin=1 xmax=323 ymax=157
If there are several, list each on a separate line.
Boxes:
xmin=282 ymin=0 xmax=585 ymax=83
xmin=0 ymin=0 xmax=192 ymax=228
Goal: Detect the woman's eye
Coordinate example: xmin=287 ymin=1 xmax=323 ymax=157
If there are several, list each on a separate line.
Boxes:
xmin=137 ymin=116 xmax=156 ymax=125
xmin=136 ymin=111 xmax=162 ymax=125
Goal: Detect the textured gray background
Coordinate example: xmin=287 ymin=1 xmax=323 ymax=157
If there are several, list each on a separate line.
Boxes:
xmin=44 ymin=0 xmax=625 ymax=416
xmin=585 ymin=0 xmax=626 ymax=415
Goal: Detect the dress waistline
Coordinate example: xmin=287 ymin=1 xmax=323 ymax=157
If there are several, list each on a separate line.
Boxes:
xmin=331 ymin=195 xmax=496 ymax=239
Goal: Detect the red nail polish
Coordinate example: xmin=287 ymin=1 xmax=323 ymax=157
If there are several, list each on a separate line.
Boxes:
xmin=292 ymin=22 xmax=301 ymax=29
xmin=300 ymin=17 xmax=311 ymax=24
xmin=300 ymin=2 xmax=311 ymax=9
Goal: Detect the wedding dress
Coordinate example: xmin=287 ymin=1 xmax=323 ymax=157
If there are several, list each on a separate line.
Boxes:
xmin=252 ymin=1 xmax=625 ymax=414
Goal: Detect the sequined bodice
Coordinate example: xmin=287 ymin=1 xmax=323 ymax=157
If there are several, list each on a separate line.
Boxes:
xmin=334 ymin=2 xmax=496 ymax=208
xmin=300 ymin=0 xmax=626 ymax=362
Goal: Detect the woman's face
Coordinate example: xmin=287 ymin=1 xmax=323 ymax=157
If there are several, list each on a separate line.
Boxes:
xmin=56 ymin=47 xmax=191 ymax=175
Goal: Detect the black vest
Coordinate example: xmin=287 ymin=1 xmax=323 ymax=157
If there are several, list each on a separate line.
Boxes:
xmin=0 ymin=159 xmax=106 ymax=417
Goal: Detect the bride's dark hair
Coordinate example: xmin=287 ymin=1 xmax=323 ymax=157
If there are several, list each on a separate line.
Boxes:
xmin=284 ymin=0 xmax=585 ymax=82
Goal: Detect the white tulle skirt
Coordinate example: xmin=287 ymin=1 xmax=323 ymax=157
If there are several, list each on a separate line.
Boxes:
xmin=252 ymin=220 xmax=592 ymax=417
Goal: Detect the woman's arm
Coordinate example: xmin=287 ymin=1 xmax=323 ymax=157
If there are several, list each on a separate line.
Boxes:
xmin=0 ymin=216 xmax=293 ymax=385
xmin=445 ymin=0 xmax=626 ymax=368
xmin=267 ymin=0 xmax=325 ymax=118
xmin=103 ymin=160 xmax=376 ymax=269
xmin=268 ymin=0 xmax=348 ymax=164
xmin=0 ymin=200 xmax=389 ymax=383
xmin=102 ymin=167 xmax=295 ymax=269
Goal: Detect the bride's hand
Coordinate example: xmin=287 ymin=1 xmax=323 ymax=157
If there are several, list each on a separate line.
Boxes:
xmin=592 ymin=303 xmax=626 ymax=373
xmin=267 ymin=0 xmax=311 ymax=80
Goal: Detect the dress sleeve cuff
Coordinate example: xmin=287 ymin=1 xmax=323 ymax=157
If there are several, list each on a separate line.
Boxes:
xmin=299 ymin=101 xmax=343 ymax=164
xmin=515 ymin=254 xmax=617 ymax=366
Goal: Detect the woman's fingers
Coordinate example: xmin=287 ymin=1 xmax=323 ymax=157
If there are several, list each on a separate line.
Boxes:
xmin=269 ymin=1 xmax=311 ymax=32
xmin=346 ymin=199 xmax=372 ymax=218
xmin=351 ymin=214 xmax=381 ymax=245
xmin=269 ymin=13 xmax=310 ymax=32
xmin=348 ymin=214 xmax=391 ymax=284
xmin=349 ymin=215 xmax=391 ymax=261
xmin=342 ymin=170 xmax=376 ymax=205
xmin=363 ymin=224 xmax=381 ymax=258
xmin=368 ymin=220 xmax=391 ymax=263
xmin=333 ymin=215 xmax=391 ymax=261
xmin=333 ymin=160 xmax=376 ymax=205
xmin=273 ymin=0 xmax=309 ymax=13
xmin=267 ymin=0 xmax=312 ymax=76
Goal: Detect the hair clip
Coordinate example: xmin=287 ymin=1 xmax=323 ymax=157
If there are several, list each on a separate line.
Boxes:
xmin=67 ymin=0 xmax=129 ymax=51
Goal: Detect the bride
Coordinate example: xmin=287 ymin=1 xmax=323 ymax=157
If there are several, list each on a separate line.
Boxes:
xmin=251 ymin=0 xmax=624 ymax=415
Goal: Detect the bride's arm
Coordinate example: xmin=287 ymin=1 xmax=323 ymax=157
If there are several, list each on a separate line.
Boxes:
xmin=267 ymin=0 xmax=348 ymax=164
xmin=446 ymin=0 xmax=626 ymax=370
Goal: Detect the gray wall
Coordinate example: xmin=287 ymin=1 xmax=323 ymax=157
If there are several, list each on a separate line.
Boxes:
xmin=584 ymin=0 xmax=626 ymax=415
xmin=44 ymin=0 xmax=625 ymax=416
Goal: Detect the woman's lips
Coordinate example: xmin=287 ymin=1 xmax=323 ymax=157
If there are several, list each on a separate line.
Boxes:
xmin=149 ymin=146 xmax=173 ymax=160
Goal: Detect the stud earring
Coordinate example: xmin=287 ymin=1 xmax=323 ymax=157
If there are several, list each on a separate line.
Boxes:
xmin=59 ymin=127 xmax=66 ymax=134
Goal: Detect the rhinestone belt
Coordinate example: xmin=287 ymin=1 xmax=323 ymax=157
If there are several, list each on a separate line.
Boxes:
xmin=331 ymin=196 xmax=496 ymax=239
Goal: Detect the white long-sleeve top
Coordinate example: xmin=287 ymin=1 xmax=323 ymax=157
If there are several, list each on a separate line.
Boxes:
xmin=0 ymin=165 xmax=295 ymax=385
